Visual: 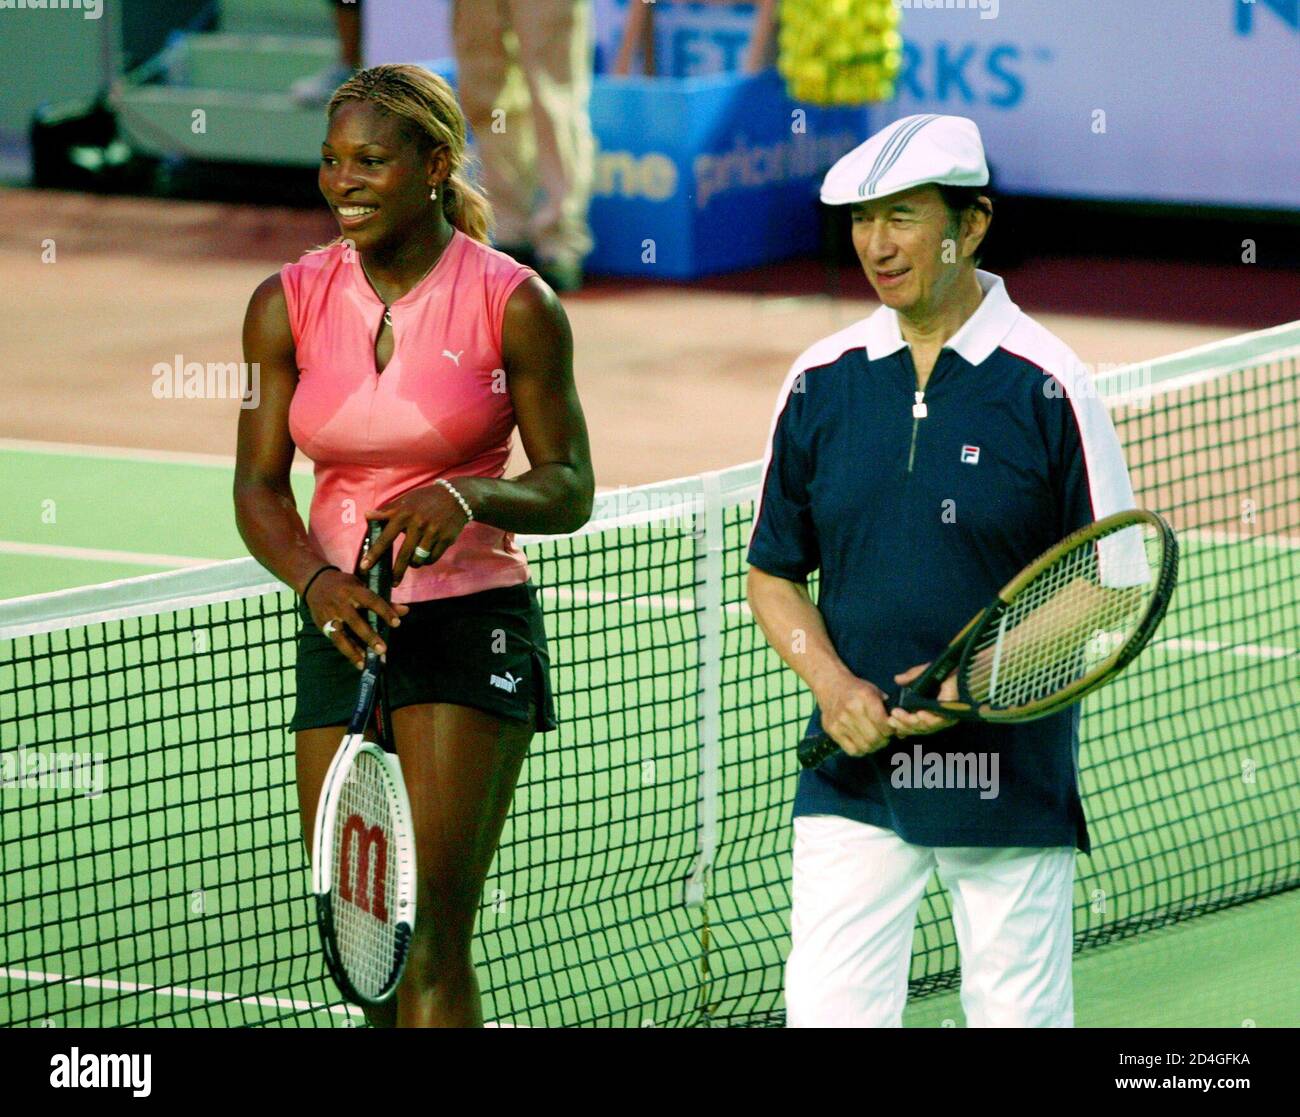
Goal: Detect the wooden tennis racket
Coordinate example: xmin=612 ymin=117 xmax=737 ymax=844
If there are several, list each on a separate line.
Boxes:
xmin=310 ymin=521 xmax=416 ymax=1007
xmin=798 ymin=509 xmax=1179 ymax=769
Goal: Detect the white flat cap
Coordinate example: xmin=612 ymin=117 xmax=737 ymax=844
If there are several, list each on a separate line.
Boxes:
xmin=820 ymin=114 xmax=989 ymax=205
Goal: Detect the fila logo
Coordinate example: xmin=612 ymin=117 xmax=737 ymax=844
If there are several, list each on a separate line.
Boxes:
xmin=960 ymin=445 xmax=981 ymax=465
xmin=442 ymin=349 xmax=463 ymax=366
xmin=490 ymin=671 xmax=521 ymax=693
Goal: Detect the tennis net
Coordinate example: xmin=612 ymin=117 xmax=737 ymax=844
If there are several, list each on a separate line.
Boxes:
xmin=2 ymin=323 xmax=1297 ymax=1027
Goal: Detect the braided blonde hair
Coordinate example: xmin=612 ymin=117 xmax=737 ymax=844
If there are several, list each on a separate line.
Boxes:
xmin=327 ymin=64 xmax=492 ymax=243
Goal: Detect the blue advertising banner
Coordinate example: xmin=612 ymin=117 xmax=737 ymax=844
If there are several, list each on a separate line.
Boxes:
xmin=590 ymin=0 xmax=761 ymax=75
xmin=879 ymin=0 xmax=1299 ymax=210
xmin=417 ymin=60 xmax=867 ymax=277
xmin=368 ymin=0 xmax=1298 ymax=211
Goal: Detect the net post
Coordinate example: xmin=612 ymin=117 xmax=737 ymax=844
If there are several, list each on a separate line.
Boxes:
xmin=686 ymin=468 xmax=725 ymax=909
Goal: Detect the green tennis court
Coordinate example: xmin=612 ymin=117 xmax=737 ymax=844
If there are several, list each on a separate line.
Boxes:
xmin=0 ymin=442 xmax=315 ymax=598
xmin=2 ymin=325 xmax=1297 ymax=1027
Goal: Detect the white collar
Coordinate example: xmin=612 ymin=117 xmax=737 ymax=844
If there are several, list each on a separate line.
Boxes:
xmin=863 ymin=270 xmax=1020 ymax=367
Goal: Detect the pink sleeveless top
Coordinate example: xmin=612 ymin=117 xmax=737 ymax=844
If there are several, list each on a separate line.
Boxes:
xmin=282 ymin=229 xmax=535 ymax=604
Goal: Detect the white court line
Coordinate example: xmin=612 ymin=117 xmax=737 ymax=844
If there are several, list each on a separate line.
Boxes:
xmin=1184 ymin=528 xmax=1300 ymax=553
xmin=0 ymin=966 xmax=361 ymax=1019
xmin=0 ymin=437 xmax=314 ymax=475
xmin=544 ymin=588 xmax=1297 ymax=660
xmin=0 ymin=439 xmax=311 ymax=570
xmin=0 ymin=541 xmax=212 ymax=568
xmin=0 ymin=967 xmax=535 ymax=1025
xmin=1152 ymin=636 xmax=1297 ymax=662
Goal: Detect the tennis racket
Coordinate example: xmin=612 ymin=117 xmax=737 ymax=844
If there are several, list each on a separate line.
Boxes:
xmin=798 ymin=508 xmax=1179 ymax=770
xmin=310 ymin=520 xmax=416 ymax=1007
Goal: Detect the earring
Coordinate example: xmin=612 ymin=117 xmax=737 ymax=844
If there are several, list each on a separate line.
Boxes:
xmin=430 ymin=187 xmax=438 ymax=201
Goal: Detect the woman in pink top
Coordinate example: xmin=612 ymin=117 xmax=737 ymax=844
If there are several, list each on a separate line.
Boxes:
xmin=234 ymin=64 xmax=593 ymax=1028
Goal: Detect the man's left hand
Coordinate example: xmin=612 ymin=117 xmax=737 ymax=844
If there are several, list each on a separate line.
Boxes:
xmin=888 ymin=662 xmax=959 ymax=737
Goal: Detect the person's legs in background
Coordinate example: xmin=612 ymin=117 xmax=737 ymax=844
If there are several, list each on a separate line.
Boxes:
xmin=301 ymin=0 xmax=596 ymax=288
xmin=335 ymin=0 xmax=363 ymax=71
xmin=506 ymin=0 xmax=595 ymax=291
xmin=452 ymin=0 xmax=539 ymax=268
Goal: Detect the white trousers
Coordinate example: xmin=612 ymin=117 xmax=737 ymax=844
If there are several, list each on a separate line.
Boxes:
xmin=786 ymin=815 xmax=1076 ymax=1028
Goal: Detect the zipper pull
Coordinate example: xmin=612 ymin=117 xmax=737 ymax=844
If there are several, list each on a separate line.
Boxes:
xmin=912 ymin=390 xmax=928 ymax=419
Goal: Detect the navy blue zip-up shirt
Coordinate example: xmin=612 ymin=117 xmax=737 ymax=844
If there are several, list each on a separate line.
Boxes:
xmin=748 ymin=272 xmax=1135 ymax=852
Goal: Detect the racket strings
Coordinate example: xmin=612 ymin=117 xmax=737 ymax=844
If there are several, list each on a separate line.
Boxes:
xmin=332 ymin=749 xmax=401 ymax=1000
xmin=964 ymin=524 xmax=1160 ymax=709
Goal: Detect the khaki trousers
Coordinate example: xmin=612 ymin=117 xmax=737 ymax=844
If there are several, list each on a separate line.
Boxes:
xmin=453 ymin=0 xmax=596 ymax=265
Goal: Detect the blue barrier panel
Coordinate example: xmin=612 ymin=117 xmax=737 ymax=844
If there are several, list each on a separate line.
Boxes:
xmin=423 ymin=61 xmax=869 ymax=280
xmin=588 ymin=70 xmax=869 ymax=278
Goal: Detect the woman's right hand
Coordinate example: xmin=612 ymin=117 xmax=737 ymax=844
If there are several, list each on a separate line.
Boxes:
xmin=304 ymin=569 xmax=409 ymax=670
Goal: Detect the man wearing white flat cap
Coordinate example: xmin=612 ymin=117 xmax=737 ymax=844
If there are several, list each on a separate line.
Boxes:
xmin=746 ymin=115 xmax=1137 ymax=1027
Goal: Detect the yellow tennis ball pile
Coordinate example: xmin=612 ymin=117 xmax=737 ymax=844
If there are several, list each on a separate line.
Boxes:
xmin=778 ymin=0 xmax=904 ymax=105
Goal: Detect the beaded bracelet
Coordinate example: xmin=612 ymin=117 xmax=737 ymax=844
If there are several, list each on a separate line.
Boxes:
xmin=435 ymin=478 xmax=475 ymax=523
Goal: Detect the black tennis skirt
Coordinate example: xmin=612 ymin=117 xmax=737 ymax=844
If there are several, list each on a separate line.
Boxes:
xmin=290 ymin=581 xmax=558 ymax=734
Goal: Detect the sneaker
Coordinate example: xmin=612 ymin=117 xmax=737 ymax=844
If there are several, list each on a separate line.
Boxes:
xmin=290 ymin=65 xmax=354 ymax=107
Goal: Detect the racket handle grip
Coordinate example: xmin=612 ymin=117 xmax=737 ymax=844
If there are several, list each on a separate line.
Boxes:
xmin=898 ymin=685 xmax=921 ymax=712
xmin=797 ymin=732 xmax=839 ymax=770
xmin=360 ymin=521 xmax=392 ymax=632
xmin=363 ymin=522 xmax=387 ymax=591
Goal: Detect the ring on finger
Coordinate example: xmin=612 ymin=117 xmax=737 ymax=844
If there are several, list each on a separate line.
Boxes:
xmin=322 ymin=619 xmax=340 ymax=636
xmin=413 ymin=544 xmax=432 ymax=562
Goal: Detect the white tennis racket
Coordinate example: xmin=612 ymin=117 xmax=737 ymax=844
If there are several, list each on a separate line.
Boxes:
xmin=310 ymin=521 xmax=416 ymax=1007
